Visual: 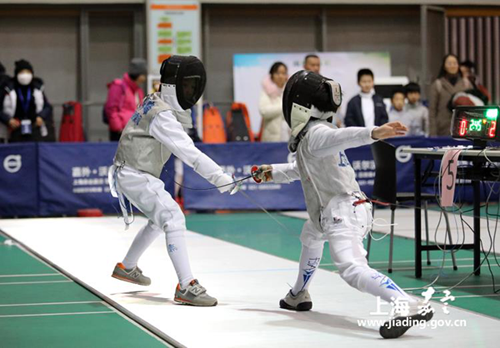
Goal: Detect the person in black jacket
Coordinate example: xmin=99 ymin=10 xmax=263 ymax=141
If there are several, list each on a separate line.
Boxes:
xmin=0 ymin=61 xmax=14 ymax=143
xmin=4 ymin=60 xmax=52 ymax=143
xmin=344 ymin=68 xmax=388 ymax=128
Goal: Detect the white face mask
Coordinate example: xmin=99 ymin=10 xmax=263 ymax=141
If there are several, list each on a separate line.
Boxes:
xmin=17 ymin=72 xmax=33 ymax=86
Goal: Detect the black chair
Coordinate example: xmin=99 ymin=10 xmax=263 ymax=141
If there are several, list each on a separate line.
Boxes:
xmin=366 ymin=140 xmax=457 ymax=273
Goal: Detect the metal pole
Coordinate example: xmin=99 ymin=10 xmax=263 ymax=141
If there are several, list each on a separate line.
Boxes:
xmin=203 ymin=6 xmax=210 ymax=73
xmin=319 ymin=7 xmax=327 ymax=52
xmin=414 ymin=155 xmax=422 ymax=278
xmin=79 ymin=9 xmax=90 ymax=139
xmin=420 ymin=5 xmax=428 ymax=99
xmin=133 ymin=8 xmax=146 ymax=59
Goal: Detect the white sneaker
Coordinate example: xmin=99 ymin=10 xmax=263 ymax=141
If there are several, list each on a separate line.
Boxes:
xmin=279 ymin=290 xmax=312 ymax=311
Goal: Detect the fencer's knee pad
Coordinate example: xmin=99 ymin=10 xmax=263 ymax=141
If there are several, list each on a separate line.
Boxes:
xmin=159 ymin=205 xmax=186 ymax=234
xmin=300 ymin=220 xmax=327 ymax=249
xmin=165 ymin=229 xmax=184 ymax=239
xmin=145 ymin=220 xmax=164 ymax=234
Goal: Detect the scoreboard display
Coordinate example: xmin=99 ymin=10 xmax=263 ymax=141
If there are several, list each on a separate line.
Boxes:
xmin=451 ymin=106 xmax=500 ymax=142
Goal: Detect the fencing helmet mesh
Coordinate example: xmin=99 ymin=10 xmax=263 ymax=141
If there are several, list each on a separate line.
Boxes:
xmin=283 ymin=70 xmax=342 ymax=151
xmin=160 ymin=55 xmax=206 ymax=110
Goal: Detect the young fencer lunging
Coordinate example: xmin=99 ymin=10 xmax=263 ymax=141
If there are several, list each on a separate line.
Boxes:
xmin=252 ymin=70 xmax=433 ymax=338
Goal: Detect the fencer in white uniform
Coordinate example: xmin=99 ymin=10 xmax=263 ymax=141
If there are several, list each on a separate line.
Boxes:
xmin=253 ymin=71 xmax=434 ymax=338
xmin=109 ymin=56 xmax=235 ymax=306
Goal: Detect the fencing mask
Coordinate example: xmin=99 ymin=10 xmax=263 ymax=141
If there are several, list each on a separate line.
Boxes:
xmin=283 ymin=70 xmax=342 ymax=152
xmin=160 ymin=55 xmax=206 ymax=110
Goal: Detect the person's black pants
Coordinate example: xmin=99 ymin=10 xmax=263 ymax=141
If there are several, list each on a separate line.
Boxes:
xmin=109 ymin=130 xmax=122 ymax=141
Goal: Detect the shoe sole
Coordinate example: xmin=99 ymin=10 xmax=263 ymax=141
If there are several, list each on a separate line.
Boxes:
xmin=279 ymin=299 xmax=312 ymax=311
xmin=379 ymin=311 xmax=434 ymax=339
xmin=111 ymin=273 xmax=151 ymax=286
xmin=174 ymin=297 xmax=218 ymax=307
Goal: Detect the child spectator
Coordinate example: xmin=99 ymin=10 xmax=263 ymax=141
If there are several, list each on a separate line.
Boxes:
xmin=388 ymin=84 xmax=429 ymax=136
xmin=344 ymin=68 xmax=388 ymax=128
xmin=388 ymin=88 xmax=405 ymax=123
xmin=403 ymin=82 xmax=428 ymax=136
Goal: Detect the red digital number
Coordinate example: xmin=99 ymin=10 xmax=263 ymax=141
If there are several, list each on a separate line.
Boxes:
xmin=459 ymin=119 xmax=467 ymax=136
xmin=489 ymin=121 xmax=497 ymax=138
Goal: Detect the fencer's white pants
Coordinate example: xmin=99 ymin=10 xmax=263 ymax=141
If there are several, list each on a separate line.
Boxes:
xmin=293 ymin=193 xmax=416 ymax=304
xmin=114 ymin=165 xmax=193 ymax=288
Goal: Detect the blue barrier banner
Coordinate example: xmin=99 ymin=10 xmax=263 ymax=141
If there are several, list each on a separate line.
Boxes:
xmin=1 ymin=137 xmax=495 ymax=216
xmin=38 ymin=143 xmax=176 ymax=216
xmin=183 ymin=136 xmax=490 ymax=211
xmin=183 ymin=142 xmax=305 ymax=210
xmin=38 ymin=143 xmax=119 ymax=216
xmin=0 ymin=143 xmax=38 ymax=216
xmin=347 ymin=136 xmax=470 ymax=197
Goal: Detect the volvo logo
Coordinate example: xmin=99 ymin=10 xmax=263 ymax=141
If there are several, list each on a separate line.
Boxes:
xmin=3 ymin=155 xmax=22 ymax=173
xmin=396 ymin=146 xmax=412 ymax=163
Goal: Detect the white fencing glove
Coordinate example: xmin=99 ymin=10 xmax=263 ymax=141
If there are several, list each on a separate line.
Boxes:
xmin=214 ymin=172 xmax=236 ymax=194
xmin=251 ymin=165 xmax=273 ymax=183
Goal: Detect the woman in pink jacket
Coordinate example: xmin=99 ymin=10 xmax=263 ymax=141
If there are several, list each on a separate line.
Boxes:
xmin=105 ymin=58 xmax=147 ymax=141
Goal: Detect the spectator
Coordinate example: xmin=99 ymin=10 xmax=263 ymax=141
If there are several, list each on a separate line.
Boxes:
xmin=388 ymin=88 xmax=405 ymax=123
xmin=344 ymin=68 xmax=388 ymax=128
xmin=429 ymin=54 xmax=472 ymax=136
xmin=104 ymin=58 xmax=147 ymax=141
xmin=258 ymin=62 xmax=289 ymax=142
xmin=151 ymin=78 xmax=161 ymax=93
xmin=403 ymin=82 xmax=429 ymax=136
xmin=3 ymin=60 xmax=52 ymax=143
xmin=303 ymin=54 xmax=343 ymax=128
xmin=0 ymin=61 xmax=13 ymax=143
xmin=459 ymin=60 xmax=490 ymax=104
xmin=303 ymin=54 xmax=321 ymax=74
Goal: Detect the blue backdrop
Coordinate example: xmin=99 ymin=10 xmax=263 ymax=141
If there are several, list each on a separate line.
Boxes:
xmin=0 ymin=137 xmax=492 ymax=216
xmin=0 ymin=143 xmax=38 ymax=216
xmin=183 ymin=142 xmax=304 ymax=210
xmin=182 ymin=137 xmax=485 ymax=210
xmin=0 ymin=142 xmax=174 ymax=217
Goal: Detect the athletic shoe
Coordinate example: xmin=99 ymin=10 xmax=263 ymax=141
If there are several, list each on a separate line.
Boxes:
xmin=279 ymin=289 xmax=313 ymax=311
xmin=111 ymin=262 xmax=151 ymax=286
xmin=174 ymin=279 xmax=218 ymax=307
xmin=379 ymin=301 xmax=434 ymax=339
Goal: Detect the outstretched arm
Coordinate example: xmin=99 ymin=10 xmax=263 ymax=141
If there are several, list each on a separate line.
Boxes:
xmin=308 ymin=125 xmax=376 ymax=157
xmin=308 ymin=122 xmax=407 ymax=158
xmin=272 ymin=161 xmax=300 ymax=184
xmin=150 ymin=110 xmax=234 ymax=193
xmin=252 ymin=161 xmax=300 ymax=184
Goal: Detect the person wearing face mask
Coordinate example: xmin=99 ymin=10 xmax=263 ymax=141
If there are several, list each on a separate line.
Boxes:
xmin=109 ymin=56 xmax=236 ymax=307
xmin=104 ymin=58 xmax=148 ymax=141
xmin=3 ymin=59 xmax=52 ymax=143
xmin=258 ymin=62 xmax=289 ymax=142
xmin=429 ymin=54 xmax=472 ymax=136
